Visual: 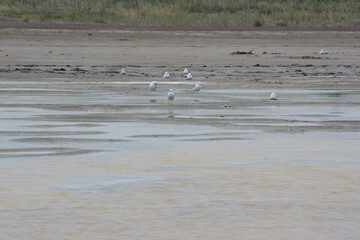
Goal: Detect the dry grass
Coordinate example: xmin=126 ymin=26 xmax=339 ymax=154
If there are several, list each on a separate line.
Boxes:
xmin=0 ymin=0 xmax=359 ymax=27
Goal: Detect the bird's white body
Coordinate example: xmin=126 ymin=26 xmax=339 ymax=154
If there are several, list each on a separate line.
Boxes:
xmin=120 ymin=67 xmax=127 ymax=75
xmin=269 ymin=92 xmax=277 ymax=100
xmin=167 ymin=89 xmax=175 ymax=104
xmin=163 ymin=71 xmax=170 ymax=78
xmin=183 ymin=68 xmax=189 ymax=74
xmin=149 ymin=81 xmax=157 ymax=93
xmin=320 ymin=49 xmax=326 ymax=54
xmin=185 ymin=72 xmax=192 ymax=80
xmin=192 ymin=82 xmax=201 ymax=92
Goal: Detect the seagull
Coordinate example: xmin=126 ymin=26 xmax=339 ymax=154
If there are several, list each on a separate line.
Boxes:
xmin=320 ymin=49 xmax=326 ymax=54
xmin=167 ymin=89 xmax=175 ymax=105
xmin=184 ymin=72 xmax=192 ymax=80
xmin=163 ymin=71 xmax=170 ymax=78
xmin=269 ymin=92 xmax=277 ymax=100
xmin=192 ymin=82 xmax=201 ymax=93
xmin=149 ymin=81 xmax=157 ymax=93
xmin=120 ymin=67 xmax=127 ymax=75
xmin=183 ymin=68 xmax=189 ymax=74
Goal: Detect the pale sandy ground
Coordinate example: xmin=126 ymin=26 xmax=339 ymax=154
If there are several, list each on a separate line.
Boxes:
xmin=0 ymin=28 xmax=360 ymax=239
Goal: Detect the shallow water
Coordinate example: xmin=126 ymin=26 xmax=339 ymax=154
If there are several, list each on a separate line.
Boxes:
xmin=1 ymin=132 xmax=360 ymax=239
xmin=1 ymin=87 xmax=359 ymax=156
xmin=1 ymin=86 xmax=360 ymax=239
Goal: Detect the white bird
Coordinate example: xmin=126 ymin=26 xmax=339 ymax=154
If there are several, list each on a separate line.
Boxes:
xmin=149 ymin=81 xmax=157 ymax=93
xmin=185 ymin=72 xmax=192 ymax=80
xmin=163 ymin=71 xmax=170 ymax=78
xmin=167 ymin=89 xmax=175 ymax=105
xmin=183 ymin=68 xmax=189 ymax=74
xmin=120 ymin=67 xmax=127 ymax=75
xmin=320 ymin=49 xmax=326 ymax=54
xmin=192 ymin=82 xmax=201 ymax=93
xmin=269 ymin=92 xmax=277 ymax=100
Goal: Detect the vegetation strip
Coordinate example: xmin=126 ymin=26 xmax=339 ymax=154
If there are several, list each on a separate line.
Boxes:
xmin=1 ymin=0 xmax=359 ymax=27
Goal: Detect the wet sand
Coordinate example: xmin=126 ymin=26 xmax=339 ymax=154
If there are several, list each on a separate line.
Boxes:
xmin=1 ymin=28 xmax=360 ymax=239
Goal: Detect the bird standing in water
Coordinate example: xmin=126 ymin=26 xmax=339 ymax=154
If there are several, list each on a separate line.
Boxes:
xmin=269 ymin=92 xmax=277 ymax=100
xmin=192 ymin=82 xmax=201 ymax=93
xmin=167 ymin=89 xmax=175 ymax=105
xmin=149 ymin=81 xmax=157 ymax=93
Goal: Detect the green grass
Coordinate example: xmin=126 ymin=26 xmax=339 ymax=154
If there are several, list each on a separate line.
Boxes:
xmin=0 ymin=0 xmax=359 ymax=27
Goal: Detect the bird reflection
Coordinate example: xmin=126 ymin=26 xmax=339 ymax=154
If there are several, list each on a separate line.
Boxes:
xmin=168 ymin=109 xmax=175 ymax=119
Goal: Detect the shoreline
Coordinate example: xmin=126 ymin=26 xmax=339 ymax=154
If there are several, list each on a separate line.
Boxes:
xmin=1 ymin=21 xmax=360 ymax=31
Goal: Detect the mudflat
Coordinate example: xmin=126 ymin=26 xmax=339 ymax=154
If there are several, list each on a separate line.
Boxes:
xmin=1 ymin=27 xmax=360 ymax=239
